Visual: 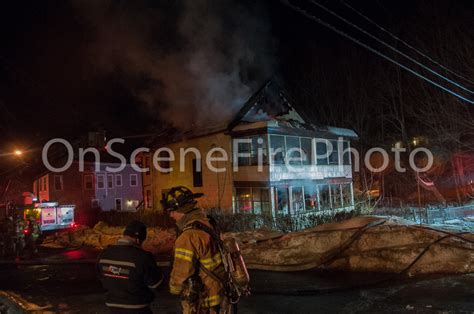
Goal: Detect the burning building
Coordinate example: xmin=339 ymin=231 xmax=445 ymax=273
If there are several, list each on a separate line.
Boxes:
xmin=150 ymin=80 xmax=358 ymax=216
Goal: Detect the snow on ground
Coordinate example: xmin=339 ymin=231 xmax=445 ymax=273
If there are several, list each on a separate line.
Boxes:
xmin=46 ymin=216 xmax=474 ymax=276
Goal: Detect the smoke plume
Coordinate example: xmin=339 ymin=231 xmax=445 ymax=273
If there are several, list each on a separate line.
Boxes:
xmin=73 ymin=0 xmax=275 ymax=130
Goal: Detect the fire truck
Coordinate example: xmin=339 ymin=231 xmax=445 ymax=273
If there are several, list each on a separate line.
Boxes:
xmin=23 ymin=202 xmax=77 ymax=232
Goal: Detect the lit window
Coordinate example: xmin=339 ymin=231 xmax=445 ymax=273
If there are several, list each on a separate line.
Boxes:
xmin=304 ymin=185 xmax=318 ymax=211
xmin=252 ymin=188 xmax=271 ymax=215
xmin=291 ymin=187 xmax=305 ymax=213
xmin=318 ymin=184 xmax=331 ymax=209
xmin=275 ymin=187 xmax=289 ymax=215
xmin=235 ymin=188 xmax=252 ymax=213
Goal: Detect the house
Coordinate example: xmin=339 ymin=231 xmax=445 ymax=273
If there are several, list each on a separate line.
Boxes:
xmin=150 ymin=80 xmax=358 ymax=216
xmin=33 ymin=161 xmax=143 ymax=224
xmin=138 ymin=152 xmax=154 ymax=210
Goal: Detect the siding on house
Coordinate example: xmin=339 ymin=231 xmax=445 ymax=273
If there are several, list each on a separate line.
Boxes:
xmin=152 ymin=132 xmax=234 ymax=212
xmin=33 ymin=162 xmax=144 ymax=224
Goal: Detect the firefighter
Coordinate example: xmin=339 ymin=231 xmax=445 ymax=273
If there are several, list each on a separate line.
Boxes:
xmin=25 ymin=216 xmax=41 ymax=256
xmin=0 ymin=216 xmax=14 ymax=256
xmin=3 ymin=216 xmax=16 ymax=256
xmin=97 ymin=220 xmax=164 ymax=313
xmin=163 ymin=186 xmax=230 ymax=314
xmin=12 ymin=214 xmax=26 ymax=258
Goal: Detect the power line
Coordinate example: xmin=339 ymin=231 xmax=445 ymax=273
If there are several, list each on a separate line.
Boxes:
xmin=308 ymin=0 xmax=474 ymax=95
xmin=279 ymin=0 xmax=474 ymax=104
xmin=340 ymin=0 xmax=474 ymax=86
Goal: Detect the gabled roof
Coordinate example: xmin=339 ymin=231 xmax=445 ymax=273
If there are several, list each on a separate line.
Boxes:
xmin=155 ymin=79 xmax=358 ymax=144
xmin=227 ymin=80 xmax=308 ymax=130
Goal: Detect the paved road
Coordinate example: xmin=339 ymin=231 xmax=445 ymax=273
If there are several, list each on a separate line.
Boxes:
xmin=0 ymin=248 xmax=473 ymax=313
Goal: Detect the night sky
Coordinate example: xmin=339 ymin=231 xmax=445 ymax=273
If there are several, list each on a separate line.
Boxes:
xmin=0 ymin=0 xmax=472 ymax=175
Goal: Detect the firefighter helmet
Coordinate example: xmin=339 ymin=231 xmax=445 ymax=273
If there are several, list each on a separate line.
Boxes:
xmin=161 ymin=186 xmax=203 ymax=212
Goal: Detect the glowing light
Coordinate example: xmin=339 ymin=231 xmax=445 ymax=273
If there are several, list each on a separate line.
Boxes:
xmin=14 ymin=150 xmax=23 ymax=156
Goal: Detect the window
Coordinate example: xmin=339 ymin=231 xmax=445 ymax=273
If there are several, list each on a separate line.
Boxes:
xmin=234 ymin=188 xmax=271 ymax=214
xmin=115 ymin=198 xmax=122 ymax=210
xmin=41 ymin=176 xmax=48 ymax=191
xmin=318 ymin=184 xmax=331 ymax=209
xmin=158 ymin=150 xmax=171 ymax=173
xmin=328 ymin=140 xmax=339 ymax=165
xmin=270 ymin=135 xmax=286 ymax=164
xmin=316 ymin=140 xmax=328 ymax=165
xmin=54 ymin=175 xmax=63 ymax=191
xmin=115 ymin=174 xmax=122 ymax=187
xmin=235 ymin=136 xmax=268 ymax=166
xmin=286 ymin=136 xmax=302 ymax=165
xmin=342 ymin=183 xmax=353 ymax=207
xmin=300 ymin=138 xmax=313 ymax=165
xmin=291 ymin=187 xmax=305 ymax=213
xmin=251 ymin=136 xmax=268 ymax=165
xmin=331 ymin=184 xmax=342 ymax=208
xmin=237 ymin=139 xmax=251 ymax=166
xmin=146 ymin=190 xmax=152 ymax=209
xmin=130 ymin=174 xmax=138 ymax=187
xmin=107 ymin=175 xmax=114 ymax=189
xmin=276 ymin=187 xmax=289 ymax=215
xmin=252 ymin=188 xmax=271 ymax=215
xmin=97 ymin=174 xmax=105 ymax=189
xmin=235 ymin=188 xmax=252 ymax=213
xmin=192 ymin=159 xmax=203 ymax=187
xmin=84 ymin=174 xmax=94 ymax=190
xmin=342 ymin=141 xmax=351 ymax=165
xmin=91 ymin=199 xmax=100 ymax=209
xmin=304 ymin=184 xmax=318 ymax=211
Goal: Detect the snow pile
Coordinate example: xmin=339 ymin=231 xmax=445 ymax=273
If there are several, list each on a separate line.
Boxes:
xmin=239 ymin=216 xmax=474 ymax=275
xmin=48 ymin=217 xmax=473 ymax=276
xmin=50 ymin=223 xmax=176 ymax=255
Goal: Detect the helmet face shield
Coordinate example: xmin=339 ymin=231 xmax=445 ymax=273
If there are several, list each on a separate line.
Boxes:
xmin=162 ymin=186 xmax=203 ymax=212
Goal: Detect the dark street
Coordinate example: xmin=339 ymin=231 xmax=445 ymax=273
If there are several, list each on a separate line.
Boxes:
xmin=1 ymin=248 xmax=473 ymax=313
